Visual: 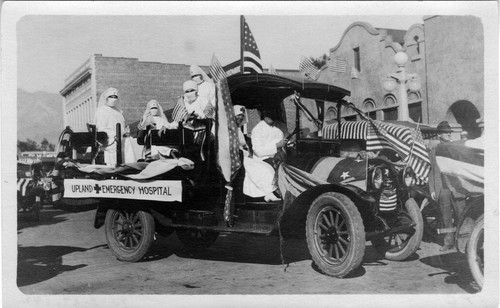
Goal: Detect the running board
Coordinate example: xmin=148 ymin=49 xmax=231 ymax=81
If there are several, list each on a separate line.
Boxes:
xmin=166 ymin=223 xmax=274 ymax=235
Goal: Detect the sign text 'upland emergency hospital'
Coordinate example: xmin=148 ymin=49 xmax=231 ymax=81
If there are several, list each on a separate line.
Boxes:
xmin=64 ymin=179 xmax=182 ymax=202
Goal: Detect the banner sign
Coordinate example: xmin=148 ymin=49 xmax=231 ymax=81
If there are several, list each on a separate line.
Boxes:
xmin=64 ymin=179 xmax=182 ymax=202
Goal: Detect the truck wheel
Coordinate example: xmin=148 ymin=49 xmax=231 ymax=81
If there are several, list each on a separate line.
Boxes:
xmin=305 ymin=192 xmax=365 ymax=278
xmin=467 ymin=215 xmax=484 ymax=289
xmin=176 ymin=229 xmax=219 ymax=251
xmin=371 ymin=198 xmax=423 ymax=261
xmin=105 ymin=209 xmax=155 ymax=262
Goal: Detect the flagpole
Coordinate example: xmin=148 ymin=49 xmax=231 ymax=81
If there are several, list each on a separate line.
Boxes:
xmin=240 ymin=15 xmax=245 ymax=74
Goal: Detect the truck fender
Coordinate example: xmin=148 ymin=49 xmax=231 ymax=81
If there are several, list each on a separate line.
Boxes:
xmin=278 ymin=184 xmax=375 ymax=238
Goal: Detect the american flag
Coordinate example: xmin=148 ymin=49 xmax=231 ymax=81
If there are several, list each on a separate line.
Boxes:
xmin=209 ymin=54 xmax=228 ymax=83
xmin=172 ymin=100 xmax=188 ymax=122
xmin=328 ymin=58 xmax=347 ymax=73
xmin=242 ymin=16 xmax=263 ymax=74
xmin=215 ymin=77 xmax=242 ymax=226
xmin=368 ymin=120 xmax=431 ymax=183
xmin=203 ymin=102 xmax=215 ymax=119
xmin=435 ymin=141 xmax=483 ymax=196
xmin=299 ymin=56 xmax=320 ymax=80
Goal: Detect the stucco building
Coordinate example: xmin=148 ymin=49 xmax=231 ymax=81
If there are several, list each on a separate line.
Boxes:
xmin=318 ymin=15 xmax=484 ymax=139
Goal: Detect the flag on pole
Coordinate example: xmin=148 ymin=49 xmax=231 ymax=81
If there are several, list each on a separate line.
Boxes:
xmin=172 ymin=100 xmax=188 ymax=122
xmin=215 ymin=77 xmax=242 ymax=226
xmin=328 ymin=58 xmax=347 ymax=73
xmin=209 ymin=54 xmax=228 ymax=83
xmin=299 ymin=56 xmax=320 ymax=80
xmin=241 ymin=16 xmax=263 ymax=74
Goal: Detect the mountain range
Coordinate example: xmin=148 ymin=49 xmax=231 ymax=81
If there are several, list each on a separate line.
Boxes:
xmin=17 ymin=89 xmax=64 ymax=146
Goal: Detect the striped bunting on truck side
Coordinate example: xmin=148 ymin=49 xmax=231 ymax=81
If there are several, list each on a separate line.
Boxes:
xmin=17 ymin=179 xmax=32 ymax=196
xmin=435 ymin=141 xmax=484 ymax=196
xmin=367 ymin=120 xmax=430 ymax=184
xmin=322 ymin=120 xmax=430 ymax=184
xmin=322 ymin=121 xmax=368 ymax=140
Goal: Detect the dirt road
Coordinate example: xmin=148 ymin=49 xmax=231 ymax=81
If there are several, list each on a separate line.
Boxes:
xmin=13 ymin=205 xmax=483 ymax=297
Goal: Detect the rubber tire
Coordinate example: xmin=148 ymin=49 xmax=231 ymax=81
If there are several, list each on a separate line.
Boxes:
xmin=305 ymin=192 xmax=365 ymax=278
xmin=371 ymin=198 xmax=424 ymax=261
xmin=176 ymin=229 xmax=219 ymax=251
xmin=105 ymin=209 xmax=155 ymax=262
xmin=467 ymin=215 xmax=484 ymax=289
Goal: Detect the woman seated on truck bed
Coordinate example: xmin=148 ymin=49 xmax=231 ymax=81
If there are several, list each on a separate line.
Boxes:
xmin=137 ymin=100 xmax=178 ymax=160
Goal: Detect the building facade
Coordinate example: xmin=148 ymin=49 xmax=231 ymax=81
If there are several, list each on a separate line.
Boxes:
xmin=318 ymin=15 xmax=484 ymax=139
xmin=424 ymin=15 xmax=484 ymax=138
xmin=61 ymin=55 xmax=300 ymax=134
xmin=60 ymin=55 xmax=208 ymax=132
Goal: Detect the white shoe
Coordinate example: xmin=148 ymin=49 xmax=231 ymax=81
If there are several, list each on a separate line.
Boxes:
xmin=264 ymin=192 xmax=280 ymax=202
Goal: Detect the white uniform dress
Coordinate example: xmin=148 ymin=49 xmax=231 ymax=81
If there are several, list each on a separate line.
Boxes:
xmin=149 ymin=116 xmax=178 ymax=158
xmin=197 ymin=81 xmax=216 ymax=108
xmin=94 ymin=105 xmax=126 ymax=166
xmin=251 ymin=120 xmax=285 ymax=160
xmin=184 ymin=95 xmax=210 ymax=119
xmin=241 ymin=120 xmax=284 ymax=198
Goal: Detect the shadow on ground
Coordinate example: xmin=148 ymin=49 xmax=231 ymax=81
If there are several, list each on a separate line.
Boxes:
xmin=17 ymin=244 xmax=106 ymax=288
xmin=142 ymin=233 xmax=404 ymax=279
xmin=17 ymin=207 xmax=69 ymax=232
xmin=420 ymin=251 xmax=480 ymax=294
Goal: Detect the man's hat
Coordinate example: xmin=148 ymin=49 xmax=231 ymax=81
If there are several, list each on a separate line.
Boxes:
xmin=436 ymin=121 xmax=453 ymax=133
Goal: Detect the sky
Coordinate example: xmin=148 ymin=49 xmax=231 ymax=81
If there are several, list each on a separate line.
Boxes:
xmin=16 ymin=12 xmax=424 ymax=93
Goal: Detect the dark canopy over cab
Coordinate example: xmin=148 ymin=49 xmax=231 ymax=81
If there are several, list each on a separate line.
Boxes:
xmin=227 ymin=73 xmax=350 ymax=109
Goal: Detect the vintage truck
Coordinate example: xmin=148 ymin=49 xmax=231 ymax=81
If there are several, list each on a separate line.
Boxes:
xmin=51 ymin=73 xmax=429 ymax=278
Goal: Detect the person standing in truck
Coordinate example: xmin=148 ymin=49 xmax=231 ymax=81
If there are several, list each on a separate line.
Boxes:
xmin=93 ymin=87 xmax=126 ymax=166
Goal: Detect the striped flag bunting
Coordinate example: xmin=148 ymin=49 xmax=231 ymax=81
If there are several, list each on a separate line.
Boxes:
xmin=242 ymin=16 xmax=263 ymax=74
xmin=17 ymin=178 xmax=33 ymax=196
xmin=55 ymin=128 xmax=72 ymax=161
xmin=215 ymin=77 xmax=242 ymax=226
xmin=278 ymin=163 xmax=328 ymax=198
xmin=172 ymin=100 xmax=188 ymax=122
xmin=209 ymin=54 xmax=228 ymax=83
xmin=435 ymin=141 xmax=484 ymax=195
xmin=321 ymin=120 xmax=430 ymax=183
xmin=322 ymin=121 xmax=368 ymax=140
xmin=379 ymin=189 xmax=398 ymax=211
xmin=328 ymin=58 xmax=347 ymax=73
xmin=299 ymin=56 xmax=320 ymax=80
xmin=367 ymin=120 xmax=431 ymax=183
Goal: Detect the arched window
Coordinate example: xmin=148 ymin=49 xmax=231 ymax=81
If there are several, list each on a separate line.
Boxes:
xmin=383 ymin=94 xmax=397 ymax=107
xmin=363 ymin=99 xmax=377 ymax=120
xmin=408 ymin=90 xmax=422 ymax=103
xmin=324 ymin=106 xmax=337 ymax=125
